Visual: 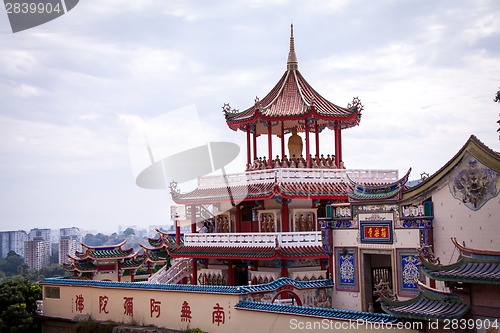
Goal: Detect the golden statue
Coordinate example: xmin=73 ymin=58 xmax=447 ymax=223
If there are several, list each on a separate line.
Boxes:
xmin=288 ymin=127 xmax=303 ymax=159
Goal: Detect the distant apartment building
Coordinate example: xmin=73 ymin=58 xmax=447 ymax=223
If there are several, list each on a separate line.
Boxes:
xmin=0 ymin=230 xmax=28 ymax=258
xmin=59 ymin=227 xmax=81 ymax=264
xmin=28 ymin=228 xmax=52 ymax=255
xmin=25 ymin=237 xmax=51 ymax=270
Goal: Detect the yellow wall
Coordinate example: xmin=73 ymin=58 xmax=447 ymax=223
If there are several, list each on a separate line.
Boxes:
xmin=42 ymin=283 xmax=419 ymax=333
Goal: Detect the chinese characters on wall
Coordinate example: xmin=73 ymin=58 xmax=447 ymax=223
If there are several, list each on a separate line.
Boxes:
xmin=71 ymin=294 xmax=229 ymax=327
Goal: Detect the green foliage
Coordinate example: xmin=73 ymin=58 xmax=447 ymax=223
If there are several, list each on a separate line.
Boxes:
xmin=0 ymin=251 xmax=29 ymax=277
xmin=123 ymin=227 xmax=135 ymax=237
xmin=0 ymin=277 xmax=41 ymax=333
xmin=83 ymin=233 xmax=110 ymax=246
xmin=0 ymin=250 xmax=70 ymax=282
xmin=26 ymin=263 xmax=71 ymax=281
xmin=185 ymin=329 xmax=205 ymax=333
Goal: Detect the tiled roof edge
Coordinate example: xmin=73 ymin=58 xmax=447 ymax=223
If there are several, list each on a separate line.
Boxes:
xmin=235 ymin=300 xmax=399 ymax=323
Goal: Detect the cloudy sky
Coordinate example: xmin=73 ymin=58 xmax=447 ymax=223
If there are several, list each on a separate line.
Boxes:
xmin=1 ymin=0 xmax=499 ymax=234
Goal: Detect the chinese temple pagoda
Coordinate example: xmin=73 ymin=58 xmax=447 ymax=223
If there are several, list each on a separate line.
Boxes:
xmin=163 ymin=25 xmax=408 ymax=302
xmin=54 ymin=27 xmax=500 ymax=331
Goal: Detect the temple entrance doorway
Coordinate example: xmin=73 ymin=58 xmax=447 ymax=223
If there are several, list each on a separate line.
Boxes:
xmin=234 ymin=262 xmax=249 ymax=286
xmin=360 ymin=250 xmax=393 ymax=313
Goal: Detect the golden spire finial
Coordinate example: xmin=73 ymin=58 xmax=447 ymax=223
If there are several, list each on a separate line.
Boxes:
xmin=287 ymin=23 xmax=298 ymax=70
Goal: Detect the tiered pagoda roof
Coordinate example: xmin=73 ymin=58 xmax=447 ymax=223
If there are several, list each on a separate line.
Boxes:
xmin=223 ymin=24 xmax=363 ymax=135
xmin=64 ymin=238 xmax=171 ymax=277
xmin=72 ymin=240 xmax=135 ymax=260
xmin=380 ymin=280 xmax=470 ymax=321
xmin=139 ymin=229 xmax=173 ymax=265
xmin=171 ymin=180 xmax=354 ymax=204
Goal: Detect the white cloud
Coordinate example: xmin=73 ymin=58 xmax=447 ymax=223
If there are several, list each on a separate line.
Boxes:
xmin=1 ymin=0 xmax=499 ymax=233
xmin=0 ymin=116 xmax=126 ymax=174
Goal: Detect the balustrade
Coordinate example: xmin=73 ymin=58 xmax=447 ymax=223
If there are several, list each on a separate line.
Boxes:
xmin=184 ymin=231 xmax=322 ymax=247
xmin=197 ymin=168 xmax=398 ymax=188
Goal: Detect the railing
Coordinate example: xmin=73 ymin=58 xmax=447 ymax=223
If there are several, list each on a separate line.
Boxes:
xmin=197 ymin=168 xmax=399 ymax=188
xmin=198 ymin=268 xmax=228 ymax=286
xmin=289 ymin=269 xmax=327 ymax=281
xmin=184 ymin=231 xmax=322 ymax=247
xmin=147 ymin=258 xmax=191 ymax=284
xmin=249 ymin=270 xmax=280 ymax=285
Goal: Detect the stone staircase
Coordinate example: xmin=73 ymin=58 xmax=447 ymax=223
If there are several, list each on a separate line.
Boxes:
xmin=147 ymin=258 xmax=192 ymax=284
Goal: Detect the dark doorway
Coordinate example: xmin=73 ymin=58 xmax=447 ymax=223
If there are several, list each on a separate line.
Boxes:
xmin=234 ymin=262 xmax=249 ymax=286
xmin=361 ymin=252 xmax=392 ymax=313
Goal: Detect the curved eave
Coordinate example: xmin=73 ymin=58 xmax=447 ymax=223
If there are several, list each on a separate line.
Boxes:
xmin=81 ymin=239 xmax=127 ymax=250
xmin=168 ymin=245 xmax=327 ymax=261
xmin=224 ymin=69 xmax=360 ymax=133
xmin=421 ymin=256 xmax=500 ymax=284
xmin=171 ymin=183 xmax=276 ymax=205
xmin=402 ymin=135 xmax=500 ymax=202
xmin=172 ymin=181 xmax=350 ymax=204
xmin=236 ymin=300 xmax=398 ymax=323
xmin=63 ymin=262 xmax=97 ymax=273
xmin=348 ymin=188 xmax=401 ymax=201
xmin=140 ymin=243 xmax=167 ymax=252
xmin=347 ymin=168 xmax=411 ymax=194
xmin=380 ymin=281 xmax=469 ymax=321
xmin=451 ymin=237 xmax=500 ymax=257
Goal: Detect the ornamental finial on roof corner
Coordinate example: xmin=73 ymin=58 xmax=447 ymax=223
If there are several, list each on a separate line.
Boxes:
xmin=222 ymin=103 xmax=239 ymax=115
xmin=169 ymin=181 xmax=180 ymax=195
xmin=348 ymin=96 xmax=364 ymax=114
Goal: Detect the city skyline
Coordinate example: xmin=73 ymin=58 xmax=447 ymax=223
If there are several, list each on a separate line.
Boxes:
xmin=1 ymin=1 xmax=499 ymax=233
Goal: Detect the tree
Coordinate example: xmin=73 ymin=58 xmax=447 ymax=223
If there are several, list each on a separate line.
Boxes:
xmin=0 ymin=251 xmax=29 ymax=277
xmin=83 ymin=233 xmax=109 ymax=246
xmin=0 ymin=277 xmax=41 ymax=333
xmin=123 ymin=227 xmax=135 ymax=237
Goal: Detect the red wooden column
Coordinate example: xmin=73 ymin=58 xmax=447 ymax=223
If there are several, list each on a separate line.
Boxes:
xmin=130 ymin=270 xmax=135 ymax=282
xmin=280 ymin=121 xmax=285 ymax=158
xmin=267 ymin=121 xmax=273 ymax=168
xmin=305 ymin=122 xmax=311 ymax=167
xmin=281 ymin=200 xmax=289 ymax=232
xmin=175 ymin=219 xmax=181 ymax=245
xmin=280 ymin=260 xmax=288 ymax=278
xmin=314 ymin=121 xmax=320 ymax=157
xmin=235 ymin=205 xmax=242 ymax=232
xmin=246 ymin=126 xmax=251 ymax=168
xmin=252 ymin=125 xmax=257 ymax=160
xmin=191 ymin=205 xmax=197 ymax=234
xmin=334 ymin=121 xmax=342 ymax=168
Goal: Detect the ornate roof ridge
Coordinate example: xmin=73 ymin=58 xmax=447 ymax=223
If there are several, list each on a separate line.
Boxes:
xmin=380 ymin=280 xmax=469 ymax=320
xmin=40 ymin=277 xmax=331 ymax=295
xmin=402 ymin=134 xmax=500 ymax=201
xmin=451 ymin=237 xmax=500 ymax=257
xmin=236 ymin=300 xmax=399 ymax=323
xmin=81 ymin=239 xmax=127 ymax=250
